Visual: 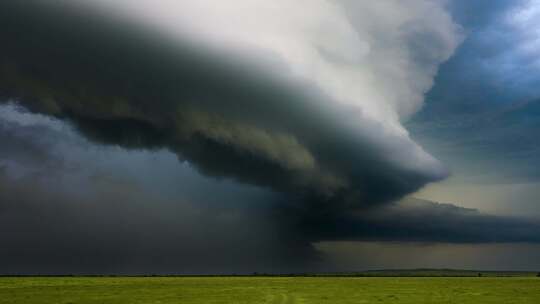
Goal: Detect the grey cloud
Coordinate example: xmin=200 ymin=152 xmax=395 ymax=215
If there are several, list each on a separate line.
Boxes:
xmin=0 ymin=118 xmax=64 ymax=173
xmin=3 ymin=162 xmax=540 ymax=274
xmin=290 ymin=197 xmax=540 ymax=244
xmin=0 ymin=111 xmax=319 ymax=274
xmin=0 ymin=1 xmax=449 ymax=207
xmin=2 ymin=108 xmax=540 ymax=274
xmin=4 ymin=0 xmax=539 ymax=274
xmin=0 ymin=163 xmax=319 ymax=275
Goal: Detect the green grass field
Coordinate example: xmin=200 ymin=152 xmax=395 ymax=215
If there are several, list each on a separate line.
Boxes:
xmin=1 ymin=276 xmax=539 ymax=303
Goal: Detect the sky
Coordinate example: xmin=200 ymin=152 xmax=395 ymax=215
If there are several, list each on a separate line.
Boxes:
xmin=0 ymin=0 xmax=540 ymax=274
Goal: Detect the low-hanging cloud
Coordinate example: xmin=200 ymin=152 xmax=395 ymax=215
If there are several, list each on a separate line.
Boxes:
xmin=0 ymin=0 xmax=462 ymax=207
xmin=296 ymin=197 xmax=540 ymax=243
xmin=2 ymin=106 xmax=540 ymax=274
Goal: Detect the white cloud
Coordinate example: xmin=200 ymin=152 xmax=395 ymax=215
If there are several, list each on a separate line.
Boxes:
xmin=88 ymin=0 xmax=462 ymax=129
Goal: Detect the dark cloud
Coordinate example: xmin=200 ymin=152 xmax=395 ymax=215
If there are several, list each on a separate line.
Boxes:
xmin=0 ymin=159 xmax=319 ymax=275
xmin=0 ymin=0 xmax=446 ymax=209
xmin=0 ymin=112 xmax=319 ymax=274
xmin=1 ymin=109 xmax=540 ymax=274
xmin=2 ymin=1 xmax=540 ymax=274
xmin=2 ymin=163 xmax=540 ymax=274
xmin=298 ymin=197 xmax=540 ymax=243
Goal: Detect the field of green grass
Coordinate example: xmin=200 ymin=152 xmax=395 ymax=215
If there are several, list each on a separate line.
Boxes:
xmin=1 ymin=276 xmax=539 ymax=303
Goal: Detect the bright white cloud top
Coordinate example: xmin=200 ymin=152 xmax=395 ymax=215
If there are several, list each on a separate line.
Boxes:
xmin=94 ymin=0 xmax=462 ymax=125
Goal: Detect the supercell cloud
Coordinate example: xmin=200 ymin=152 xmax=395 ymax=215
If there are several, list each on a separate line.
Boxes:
xmin=0 ymin=0 xmax=461 ymax=206
xmin=4 ymin=0 xmax=540 ymax=273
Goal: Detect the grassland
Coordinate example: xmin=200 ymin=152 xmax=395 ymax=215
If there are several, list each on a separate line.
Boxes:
xmin=1 ymin=276 xmax=539 ymax=303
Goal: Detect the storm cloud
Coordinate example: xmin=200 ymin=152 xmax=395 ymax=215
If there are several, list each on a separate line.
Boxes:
xmin=0 ymin=0 xmax=461 ymax=207
xmin=3 ymin=1 xmax=540 ymax=274
xmin=295 ymin=197 xmax=540 ymax=243
xmin=2 ymin=105 xmax=540 ymax=274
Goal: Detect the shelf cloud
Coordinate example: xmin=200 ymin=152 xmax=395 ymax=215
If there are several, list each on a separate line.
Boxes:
xmin=0 ymin=0 xmax=461 ymax=207
xmin=5 ymin=0 xmax=539 ymax=274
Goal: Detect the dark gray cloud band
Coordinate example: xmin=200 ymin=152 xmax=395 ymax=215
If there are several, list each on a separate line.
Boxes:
xmin=1 ymin=115 xmax=540 ymax=274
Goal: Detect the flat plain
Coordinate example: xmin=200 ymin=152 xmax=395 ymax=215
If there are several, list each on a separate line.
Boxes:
xmin=1 ymin=276 xmax=539 ymax=304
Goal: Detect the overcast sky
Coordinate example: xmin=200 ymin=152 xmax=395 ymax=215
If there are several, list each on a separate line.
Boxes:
xmin=1 ymin=0 xmax=540 ymax=274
